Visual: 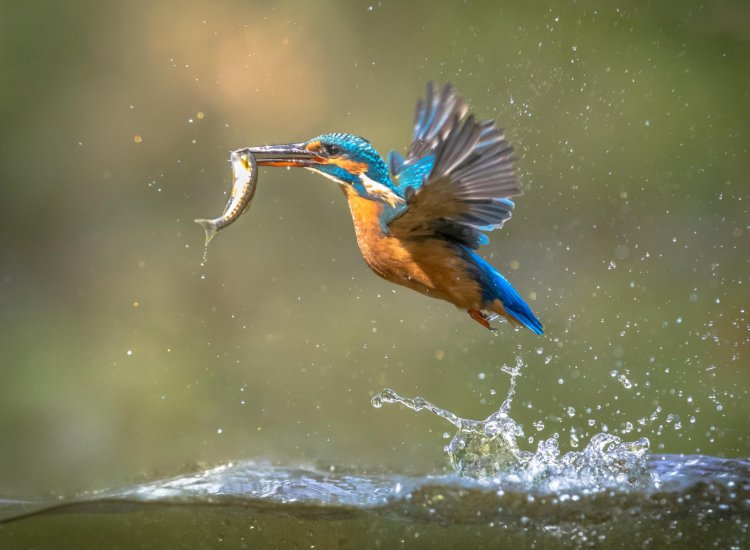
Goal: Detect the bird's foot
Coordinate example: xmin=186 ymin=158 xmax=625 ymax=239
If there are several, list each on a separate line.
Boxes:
xmin=468 ymin=309 xmax=496 ymax=331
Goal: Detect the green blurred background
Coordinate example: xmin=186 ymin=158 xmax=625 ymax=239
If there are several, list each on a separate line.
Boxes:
xmin=0 ymin=0 xmax=747 ymax=496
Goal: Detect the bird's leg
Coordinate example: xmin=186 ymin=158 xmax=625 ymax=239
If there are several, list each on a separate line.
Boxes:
xmin=468 ymin=309 xmax=495 ymax=331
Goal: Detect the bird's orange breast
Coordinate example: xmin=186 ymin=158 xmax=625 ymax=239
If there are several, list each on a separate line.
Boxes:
xmin=342 ymin=188 xmax=484 ymax=310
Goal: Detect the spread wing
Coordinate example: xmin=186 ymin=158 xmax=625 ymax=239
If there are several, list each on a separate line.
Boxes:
xmin=387 ymin=82 xmax=521 ymax=248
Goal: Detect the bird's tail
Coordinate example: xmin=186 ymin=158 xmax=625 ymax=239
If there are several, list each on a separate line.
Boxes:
xmin=463 ymin=248 xmax=544 ymax=335
xmin=490 ymin=290 xmax=544 ymax=335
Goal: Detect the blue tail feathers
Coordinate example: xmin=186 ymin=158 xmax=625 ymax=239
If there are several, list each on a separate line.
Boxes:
xmin=461 ymin=248 xmax=544 ymax=335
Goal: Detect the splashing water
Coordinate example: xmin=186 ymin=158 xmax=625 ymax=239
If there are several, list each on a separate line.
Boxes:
xmin=373 ymin=361 xmax=526 ymax=477
xmin=372 ymin=357 xmax=652 ymax=490
xmin=1 ymin=357 xmax=746 ymax=547
xmin=3 ymin=455 xmax=748 ymax=548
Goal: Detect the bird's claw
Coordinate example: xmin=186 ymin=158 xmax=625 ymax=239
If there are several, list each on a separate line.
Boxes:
xmin=468 ymin=310 xmax=494 ymax=330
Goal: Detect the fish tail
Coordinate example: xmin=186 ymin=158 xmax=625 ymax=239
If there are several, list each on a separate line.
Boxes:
xmin=194 ymin=219 xmax=219 ymax=247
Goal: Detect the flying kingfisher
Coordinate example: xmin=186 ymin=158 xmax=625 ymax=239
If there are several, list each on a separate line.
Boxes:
xmin=243 ymin=82 xmax=543 ymax=334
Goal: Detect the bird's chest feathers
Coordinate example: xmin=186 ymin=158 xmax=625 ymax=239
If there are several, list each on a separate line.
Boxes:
xmin=343 ymin=190 xmax=416 ymax=285
xmin=342 ymin=189 xmax=480 ymax=306
xmin=343 ymin=190 xmax=390 ymax=263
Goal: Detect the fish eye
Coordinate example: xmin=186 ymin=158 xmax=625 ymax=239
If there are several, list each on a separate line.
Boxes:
xmin=323 ymin=144 xmax=342 ymax=156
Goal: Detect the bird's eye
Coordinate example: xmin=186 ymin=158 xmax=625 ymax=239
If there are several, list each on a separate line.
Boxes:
xmin=323 ymin=144 xmax=341 ymax=156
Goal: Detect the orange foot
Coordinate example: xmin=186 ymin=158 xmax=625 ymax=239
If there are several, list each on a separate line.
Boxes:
xmin=468 ymin=309 xmax=495 ymax=330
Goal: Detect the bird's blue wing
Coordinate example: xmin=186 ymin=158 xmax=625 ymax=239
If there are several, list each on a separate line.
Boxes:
xmin=388 ymin=150 xmax=405 ymax=176
xmin=387 ymin=82 xmax=521 ymax=249
xmin=389 ymin=81 xmax=466 ymax=195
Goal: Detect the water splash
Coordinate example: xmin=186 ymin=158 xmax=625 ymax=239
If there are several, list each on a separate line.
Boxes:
xmin=2 ymin=456 xmax=748 ymax=548
xmin=373 ymin=360 xmax=525 ymax=477
xmin=372 ymin=357 xmax=652 ymax=489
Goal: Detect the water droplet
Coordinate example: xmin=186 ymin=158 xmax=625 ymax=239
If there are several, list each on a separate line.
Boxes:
xmin=614 ymin=244 xmax=629 ymax=260
xmin=618 ymin=374 xmax=633 ymax=389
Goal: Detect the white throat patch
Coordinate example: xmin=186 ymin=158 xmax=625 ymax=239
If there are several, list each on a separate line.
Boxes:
xmin=305 ymin=167 xmax=405 ymax=208
xmin=359 ymin=173 xmax=404 ymax=207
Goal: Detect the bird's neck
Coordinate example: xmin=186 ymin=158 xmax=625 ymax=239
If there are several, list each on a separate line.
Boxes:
xmin=342 ymin=186 xmax=389 ymax=252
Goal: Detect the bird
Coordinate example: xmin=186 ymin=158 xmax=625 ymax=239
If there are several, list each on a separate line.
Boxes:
xmin=243 ymin=82 xmax=543 ymax=334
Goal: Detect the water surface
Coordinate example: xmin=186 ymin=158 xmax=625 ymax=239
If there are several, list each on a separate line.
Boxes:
xmin=1 ymin=455 xmax=747 ymax=549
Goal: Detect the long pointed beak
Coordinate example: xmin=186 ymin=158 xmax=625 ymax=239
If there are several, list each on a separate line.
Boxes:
xmin=240 ymin=143 xmax=321 ymax=168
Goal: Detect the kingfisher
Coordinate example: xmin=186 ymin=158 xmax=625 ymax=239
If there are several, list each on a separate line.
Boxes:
xmin=243 ymin=82 xmax=543 ymax=333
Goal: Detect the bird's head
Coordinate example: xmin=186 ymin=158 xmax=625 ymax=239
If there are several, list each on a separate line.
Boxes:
xmin=246 ymin=133 xmax=402 ymax=206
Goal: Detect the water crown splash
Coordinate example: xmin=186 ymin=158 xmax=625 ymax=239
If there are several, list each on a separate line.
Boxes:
xmin=372 ymin=357 xmax=652 ymax=490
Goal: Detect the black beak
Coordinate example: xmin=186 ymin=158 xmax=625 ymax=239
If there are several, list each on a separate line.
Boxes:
xmin=239 ymin=143 xmax=320 ymax=167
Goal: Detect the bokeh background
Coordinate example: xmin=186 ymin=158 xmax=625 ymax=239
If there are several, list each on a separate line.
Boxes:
xmin=0 ymin=0 xmax=747 ymax=496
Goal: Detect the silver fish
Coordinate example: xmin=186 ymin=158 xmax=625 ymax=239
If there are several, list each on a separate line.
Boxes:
xmin=195 ymin=149 xmax=258 ymax=246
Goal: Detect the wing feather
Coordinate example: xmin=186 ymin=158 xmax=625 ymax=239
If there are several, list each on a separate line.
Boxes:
xmin=388 ymin=82 xmax=522 ymax=248
xmin=404 ymin=82 xmax=468 ymax=162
